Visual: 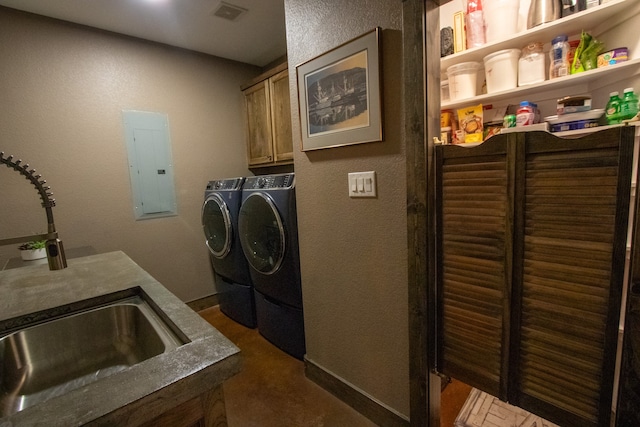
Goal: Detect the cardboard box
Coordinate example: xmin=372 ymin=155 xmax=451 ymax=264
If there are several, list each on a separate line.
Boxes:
xmin=453 ymin=11 xmax=466 ymax=53
xmin=457 ymin=104 xmax=483 ymax=143
xmin=557 ymin=95 xmax=592 ymax=115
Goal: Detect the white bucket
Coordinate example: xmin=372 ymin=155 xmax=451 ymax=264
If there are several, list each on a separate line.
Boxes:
xmin=483 ymin=49 xmax=520 ymax=93
xmin=484 ymin=0 xmax=520 ymax=43
xmin=447 ymin=62 xmax=481 ymax=101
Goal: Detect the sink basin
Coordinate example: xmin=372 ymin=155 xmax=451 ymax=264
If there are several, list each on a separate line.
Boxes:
xmin=0 ymin=295 xmax=184 ymax=417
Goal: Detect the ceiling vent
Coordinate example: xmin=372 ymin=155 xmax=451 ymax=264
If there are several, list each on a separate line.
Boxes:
xmin=212 ymin=1 xmax=248 ymax=22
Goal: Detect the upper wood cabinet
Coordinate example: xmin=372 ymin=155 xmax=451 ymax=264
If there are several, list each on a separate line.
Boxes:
xmin=242 ymin=64 xmax=293 ymax=167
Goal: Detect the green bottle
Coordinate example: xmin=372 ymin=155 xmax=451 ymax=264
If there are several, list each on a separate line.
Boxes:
xmin=605 ymin=91 xmax=622 ymax=125
xmin=620 ymin=88 xmax=639 ymax=121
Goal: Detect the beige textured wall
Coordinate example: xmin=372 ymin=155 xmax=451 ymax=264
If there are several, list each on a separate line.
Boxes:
xmin=0 ymin=8 xmax=259 ymax=302
xmin=284 ymin=0 xmax=409 ymax=418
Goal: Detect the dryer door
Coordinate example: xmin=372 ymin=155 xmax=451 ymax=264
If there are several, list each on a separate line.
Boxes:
xmin=238 ymin=193 xmax=285 ymax=275
xmin=202 ymin=194 xmax=232 ymax=259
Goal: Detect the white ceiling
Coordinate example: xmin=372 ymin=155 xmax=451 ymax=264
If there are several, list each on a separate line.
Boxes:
xmin=0 ymin=0 xmax=287 ymax=67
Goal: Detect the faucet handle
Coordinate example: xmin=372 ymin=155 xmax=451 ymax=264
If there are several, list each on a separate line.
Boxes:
xmin=46 ymin=239 xmax=67 ymax=270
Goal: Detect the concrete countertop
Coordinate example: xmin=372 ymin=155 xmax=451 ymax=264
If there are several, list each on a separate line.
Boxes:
xmin=0 ymin=251 xmax=240 ymax=427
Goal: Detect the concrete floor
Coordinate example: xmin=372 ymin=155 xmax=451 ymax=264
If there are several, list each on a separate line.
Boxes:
xmin=199 ymin=305 xmax=473 ymax=426
xmin=199 ymin=306 xmax=378 ymax=427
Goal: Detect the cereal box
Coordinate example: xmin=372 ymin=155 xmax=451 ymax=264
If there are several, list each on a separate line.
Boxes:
xmin=457 ymin=104 xmax=483 ymax=143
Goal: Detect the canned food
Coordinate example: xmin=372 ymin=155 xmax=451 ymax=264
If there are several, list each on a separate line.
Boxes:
xmin=503 ymin=114 xmax=517 ymax=128
xmin=441 ymin=127 xmax=452 ymax=144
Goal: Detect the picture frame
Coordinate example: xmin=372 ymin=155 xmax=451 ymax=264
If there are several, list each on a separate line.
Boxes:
xmin=296 ymin=27 xmax=382 ymax=151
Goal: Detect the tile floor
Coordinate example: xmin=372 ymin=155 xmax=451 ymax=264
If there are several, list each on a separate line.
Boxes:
xmin=199 ymin=306 xmax=378 ymax=427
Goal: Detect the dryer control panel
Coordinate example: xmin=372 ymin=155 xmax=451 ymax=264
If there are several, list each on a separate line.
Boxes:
xmin=206 ymin=177 xmax=244 ymax=191
xmin=244 ymin=173 xmax=295 ymax=190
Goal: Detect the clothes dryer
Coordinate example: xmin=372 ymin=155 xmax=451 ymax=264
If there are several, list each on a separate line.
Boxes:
xmin=202 ymin=178 xmax=256 ymax=328
xmin=238 ymin=173 xmax=305 ymax=359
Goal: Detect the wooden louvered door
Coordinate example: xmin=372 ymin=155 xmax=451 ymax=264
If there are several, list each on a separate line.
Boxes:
xmin=510 ymin=127 xmax=634 ymax=426
xmin=435 ymin=133 xmax=514 ymax=400
xmin=435 ymin=127 xmax=636 ymax=427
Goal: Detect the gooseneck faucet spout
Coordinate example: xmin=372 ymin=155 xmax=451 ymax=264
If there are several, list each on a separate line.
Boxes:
xmin=0 ymin=152 xmax=67 ymax=270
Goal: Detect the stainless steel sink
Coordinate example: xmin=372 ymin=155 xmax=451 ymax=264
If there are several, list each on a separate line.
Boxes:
xmin=0 ymin=296 xmax=184 ymax=417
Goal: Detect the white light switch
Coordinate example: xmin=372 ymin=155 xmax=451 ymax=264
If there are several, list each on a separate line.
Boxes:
xmin=348 ymin=171 xmax=377 ymax=198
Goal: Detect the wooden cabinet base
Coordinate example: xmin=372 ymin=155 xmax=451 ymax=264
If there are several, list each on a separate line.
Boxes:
xmin=139 ymin=386 xmax=227 ymax=427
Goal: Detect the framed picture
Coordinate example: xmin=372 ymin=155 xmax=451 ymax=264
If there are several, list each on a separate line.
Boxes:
xmin=296 ymin=27 xmax=382 ymax=151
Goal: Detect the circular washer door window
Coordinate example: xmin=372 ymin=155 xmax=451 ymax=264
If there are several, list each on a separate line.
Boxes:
xmin=202 ymin=194 xmax=232 ymax=258
xmin=238 ymin=193 xmax=285 ymax=275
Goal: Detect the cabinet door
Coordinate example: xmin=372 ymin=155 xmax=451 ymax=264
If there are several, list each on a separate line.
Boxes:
xmin=435 ymin=127 xmax=636 ymax=427
xmin=269 ymin=69 xmax=293 ymax=162
xmin=243 ymin=80 xmax=274 ymax=166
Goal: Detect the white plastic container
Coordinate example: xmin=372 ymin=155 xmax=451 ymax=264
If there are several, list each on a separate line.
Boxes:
xmin=447 ymin=62 xmax=481 ymax=101
xmin=483 ymin=0 xmax=520 ymax=43
xmin=518 ymin=42 xmax=546 ymax=86
xmin=441 ymin=80 xmax=450 ymax=102
xmin=483 ymin=49 xmax=520 ymax=93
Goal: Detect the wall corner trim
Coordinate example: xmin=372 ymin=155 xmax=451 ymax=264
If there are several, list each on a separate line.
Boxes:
xmin=304 ymin=357 xmax=410 ymax=427
xmin=186 ymin=294 xmax=219 ymax=312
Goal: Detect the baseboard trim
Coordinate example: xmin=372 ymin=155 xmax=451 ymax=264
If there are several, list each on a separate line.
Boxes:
xmin=304 ymin=358 xmax=410 ymax=427
xmin=186 ymin=294 xmax=219 ymax=312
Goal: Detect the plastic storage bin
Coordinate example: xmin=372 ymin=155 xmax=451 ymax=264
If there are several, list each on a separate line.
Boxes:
xmin=483 ymin=49 xmax=520 ymax=93
xmin=447 ymin=61 xmax=481 ymax=101
xmin=483 ymin=0 xmax=520 ymax=43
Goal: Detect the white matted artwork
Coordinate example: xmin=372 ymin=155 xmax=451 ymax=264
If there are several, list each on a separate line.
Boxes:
xmin=296 ymin=27 xmax=383 ymax=151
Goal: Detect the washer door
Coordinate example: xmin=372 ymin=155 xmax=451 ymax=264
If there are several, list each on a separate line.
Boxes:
xmin=239 ymin=193 xmax=285 ymax=275
xmin=202 ymin=194 xmax=232 ymax=259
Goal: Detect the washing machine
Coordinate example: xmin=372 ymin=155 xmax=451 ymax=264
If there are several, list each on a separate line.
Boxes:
xmin=202 ymin=177 xmax=256 ymax=328
xmin=238 ymin=173 xmax=305 ymax=359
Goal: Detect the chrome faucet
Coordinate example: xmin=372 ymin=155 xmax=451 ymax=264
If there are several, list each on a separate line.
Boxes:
xmin=0 ymin=152 xmax=67 ymax=270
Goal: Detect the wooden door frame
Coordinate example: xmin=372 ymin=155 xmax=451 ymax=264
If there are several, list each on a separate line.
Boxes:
xmin=402 ymin=0 xmax=441 ymax=425
xmin=402 ymin=1 xmax=635 ymax=424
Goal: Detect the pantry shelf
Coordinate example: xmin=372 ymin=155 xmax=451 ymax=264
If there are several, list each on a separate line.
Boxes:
xmin=441 ymin=58 xmax=640 ymax=110
xmin=441 ymin=0 xmax=632 ymax=71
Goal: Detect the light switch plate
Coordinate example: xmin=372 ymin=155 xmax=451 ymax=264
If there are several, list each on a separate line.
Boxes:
xmin=348 ymin=171 xmax=376 ymax=198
